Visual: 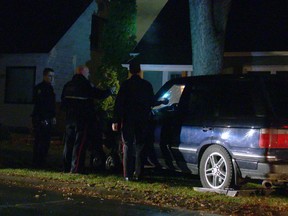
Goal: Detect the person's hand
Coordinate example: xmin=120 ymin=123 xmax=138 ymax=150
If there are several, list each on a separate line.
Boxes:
xmin=52 ymin=117 xmax=57 ymax=125
xmin=110 ymin=86 xmax=117 ymax=95
xmin=162 ymin=98 xmax=169 ymax=105
xmin=112 ymin=123 xmax=119 ymax=132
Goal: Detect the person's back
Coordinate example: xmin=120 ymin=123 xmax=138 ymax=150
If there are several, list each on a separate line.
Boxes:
xmin=61 ymin=74 xmax=94 ymax=122
xmin=61 ymin=65 xmax=113 ymax=173
xmin=113 ymin=62 xmax=154 ymax=181
xmin=118 ymin=75 xmax=153 ymax=122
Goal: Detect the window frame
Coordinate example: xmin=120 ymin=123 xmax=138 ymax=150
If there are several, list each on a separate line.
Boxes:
xmin=243 ymin=65 xmax=288 ymax=74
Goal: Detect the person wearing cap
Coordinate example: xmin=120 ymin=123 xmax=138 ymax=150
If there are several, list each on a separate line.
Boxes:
xmin=112 ymin=62 xmax=154 ymax=181
xmin=31 ymin=67 xmax=56 ymax=168
xmin=61 ymin=65 xmax=114 ymax=173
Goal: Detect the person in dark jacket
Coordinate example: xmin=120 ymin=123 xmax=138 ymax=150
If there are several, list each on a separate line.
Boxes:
xmin=112 ymin=62 xmax=154 ymax=181
xmin=31 ymin=67 xmax=56 ymax=167
xmin=61 ymin=65 xmax=113 ymax=173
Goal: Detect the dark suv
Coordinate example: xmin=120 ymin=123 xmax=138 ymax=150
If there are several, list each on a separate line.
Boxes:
xmin=151 ymin=74 xmax=288 ymax=189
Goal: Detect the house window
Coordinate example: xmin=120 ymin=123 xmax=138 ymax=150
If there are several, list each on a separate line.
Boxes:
xmin=143 ymin=71 xmax=163 ymax=93
xmin=243 ymin=65 xmax=288 ymax=74
xmin=168 ymin=72 xmax=182 ymax=80
xmin=5 ymin=66 xmax=36 ymax=104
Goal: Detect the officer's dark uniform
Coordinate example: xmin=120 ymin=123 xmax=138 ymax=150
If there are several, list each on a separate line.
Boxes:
xmin=114 ymin=74 xmax=154 ymax=180
xmin=61 ymin=74 xmax=111 ymax=173
xmin=31 ymin=81 xmax=56 ymax=167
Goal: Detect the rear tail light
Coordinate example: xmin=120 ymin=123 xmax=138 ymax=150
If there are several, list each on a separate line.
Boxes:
xmin=259 ymin=128 xmax=288 ymax=148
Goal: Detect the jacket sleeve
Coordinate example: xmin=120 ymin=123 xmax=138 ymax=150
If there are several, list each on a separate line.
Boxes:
xmin=148 ymin=83 xmax=155 ymax=108
xmin=113 ymin=83 xmax=126 ymax=123
xmin=89 ymin=82 xmax=112 ymax=99
xmin=91 ymin=87 xmax=112 ymax=99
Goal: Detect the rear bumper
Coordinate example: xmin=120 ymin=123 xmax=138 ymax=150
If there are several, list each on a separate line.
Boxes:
xmin=240 ymin=162 xmax=288 ymax=183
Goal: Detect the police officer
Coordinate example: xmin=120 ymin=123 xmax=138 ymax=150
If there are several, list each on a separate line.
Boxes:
xmin=31 ymin=67 xmax=56 ymax=168
xmin=61 ymin=65 xmax=114 ymax=174
xmin=112 ymin=62 xmax=154 ymax=181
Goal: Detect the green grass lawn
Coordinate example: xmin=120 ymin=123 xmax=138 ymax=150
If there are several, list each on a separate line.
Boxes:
xmin=1 ymin=133 xmax=288 ymax=215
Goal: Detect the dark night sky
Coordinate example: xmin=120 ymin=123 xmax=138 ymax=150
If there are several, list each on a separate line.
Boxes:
xmin=0 ymin=0 xmax=167 ymax=50
xmin=0 ymin=0 xmax=287 ymax=53
xmin=225 ymin=0 xmax=288 ymax=52
xmin=0 ymin=0 xmax=92 ymax=53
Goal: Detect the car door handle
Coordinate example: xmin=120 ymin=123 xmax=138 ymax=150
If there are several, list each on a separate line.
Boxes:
xmin=202 ymin=127 xmax=212 ymax=132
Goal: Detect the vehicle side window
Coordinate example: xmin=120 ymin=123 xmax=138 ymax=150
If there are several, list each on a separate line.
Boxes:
xmin=153 ymin=84 xmax=185 ymax=112
xmin=265 ymin=79 xmax=288 ymax=118
xmin=180 ymin=82 xmax=215 ymax=123
xmin=215 ymin=81 xmax=256 ymax=118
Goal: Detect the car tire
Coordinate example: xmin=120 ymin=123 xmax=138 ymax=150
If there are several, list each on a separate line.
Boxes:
xmin=105 ymin=155 xmax=116 ymax=171
xmin=200 ymin=145 xmax=233 ymax=189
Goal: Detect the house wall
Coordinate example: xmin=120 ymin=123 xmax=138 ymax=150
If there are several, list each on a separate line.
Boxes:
xmin=139 ymin=64 xmax=193 ymax=92
xmin=143 ymin=71 xmax=163 ymax=93
xmin=48 ymin=1 xmax=97 ymax=101
xmin=141 ymin=55 xmax=288 ymax=93
xmin=143 ymin=70 xmax=193 ymax=93
xmin=0 ymin=54 xmax=48 ymax=128
xmin=224 ymin=55 xmax=288 ymax=74
xmin=0 ymin=1 xmax=97 ymax=128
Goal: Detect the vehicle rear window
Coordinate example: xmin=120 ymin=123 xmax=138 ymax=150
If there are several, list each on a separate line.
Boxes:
xmin=215 ymin=81 xmax=257 ymax=118
xmin=264 ymin=80 xmax=288 ymax=118
xmin=181 ymin=79 xmax=266 ymax=121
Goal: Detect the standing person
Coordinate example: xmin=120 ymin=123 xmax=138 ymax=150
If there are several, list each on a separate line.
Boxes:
xmin=112 ymin=62 xmax=154 ymax=181
xmin=61 ymin=65 xmax=113 ymax=174
xmin=31 ymin=68 xmax=56 ymax=168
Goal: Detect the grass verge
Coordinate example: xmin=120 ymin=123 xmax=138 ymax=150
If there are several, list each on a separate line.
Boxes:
xmin=1 ymin=134 xmax=288 ymax=215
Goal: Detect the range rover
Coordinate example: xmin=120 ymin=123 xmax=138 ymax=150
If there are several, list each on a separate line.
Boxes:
xmin=151 ymin=74 xmax=288 ymax=189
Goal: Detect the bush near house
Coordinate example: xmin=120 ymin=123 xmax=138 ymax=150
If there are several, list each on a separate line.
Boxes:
xmin=95 ymin=65 xmax=120 ymax=119
xmin=93 ymin=0 xmax=137 ymax=130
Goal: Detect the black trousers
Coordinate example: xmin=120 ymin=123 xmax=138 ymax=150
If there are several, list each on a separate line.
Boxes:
xmin=33 ymin=120 xmax=52 ymax=167
xmin=88 ymin=118 xmax=105 ymax=169
xmin=63 ymin=120 xmax=88 ymax=173
xmin=121 ymin=120 xmax=148 ymax=178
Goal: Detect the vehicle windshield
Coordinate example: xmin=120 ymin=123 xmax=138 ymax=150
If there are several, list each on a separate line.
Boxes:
xmin=265 ymin=80 xmax=288 ymax=118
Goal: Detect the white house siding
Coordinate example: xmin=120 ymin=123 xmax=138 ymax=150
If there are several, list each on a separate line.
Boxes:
xmin=139 ymin=64 xmax=193 ymax=93
xmin=48 ymin=1 xmax=97 ymax=101
xmin=0 ymin=53 xmax=48 ymax=127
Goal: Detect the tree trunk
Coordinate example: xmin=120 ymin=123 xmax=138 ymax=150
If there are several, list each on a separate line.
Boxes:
xmin=189 ymin=0 xmax=231 ymax=76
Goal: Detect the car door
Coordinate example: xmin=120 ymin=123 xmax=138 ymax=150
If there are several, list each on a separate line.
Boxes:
xmin=169 ymin=81 xmax=215 ymax=173
xmin=151 ymin=83 xmax=185 ymax=170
